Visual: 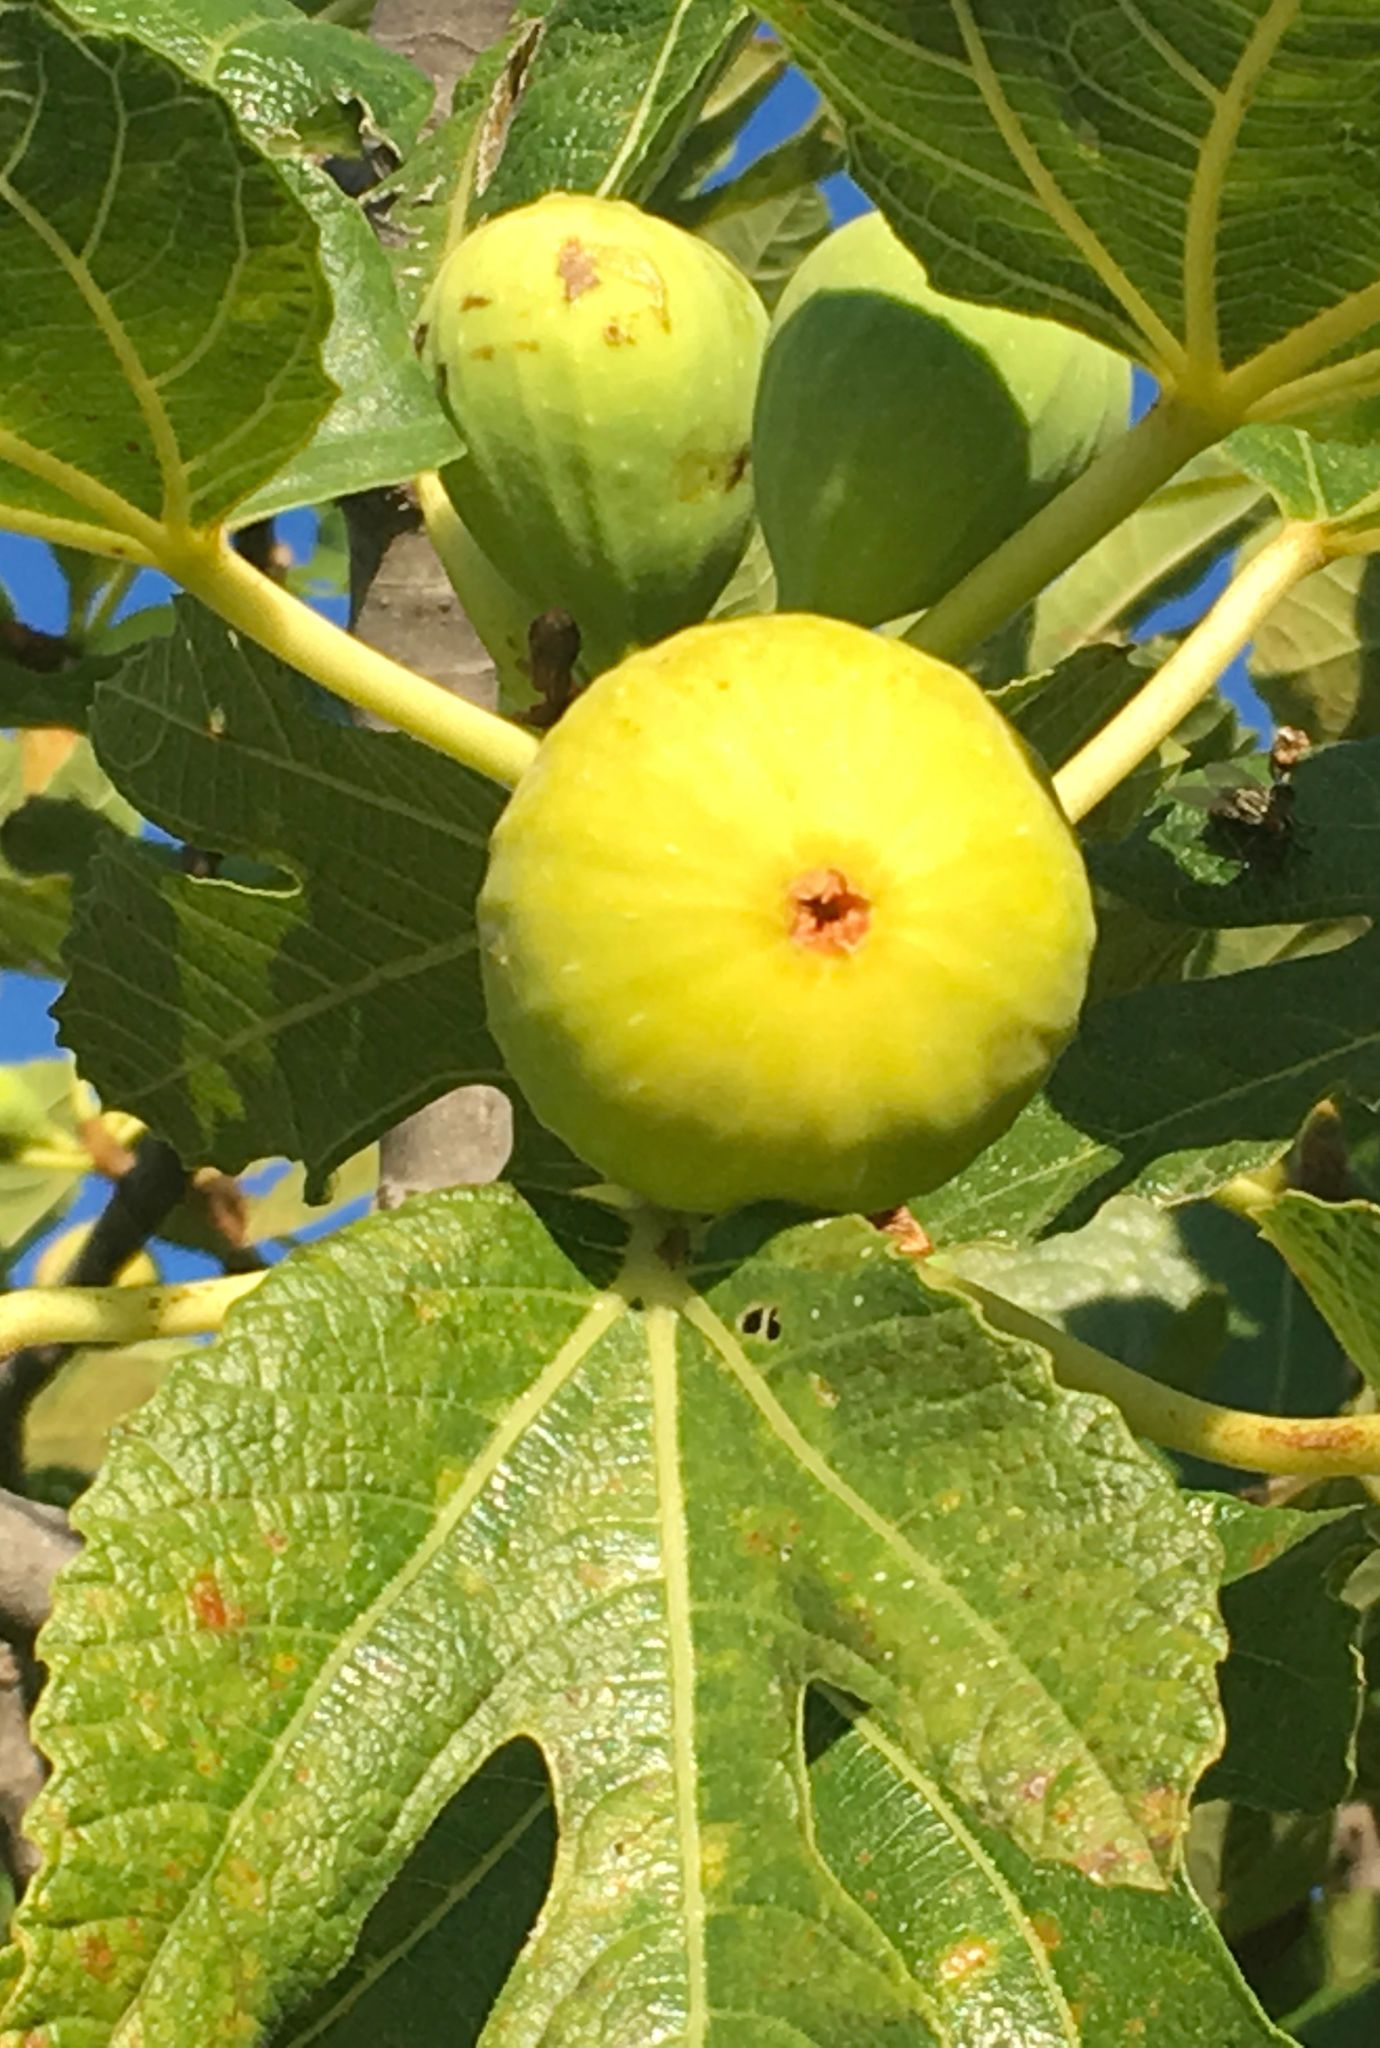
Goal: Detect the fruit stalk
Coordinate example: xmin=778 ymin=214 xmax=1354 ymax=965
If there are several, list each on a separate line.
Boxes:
xmin=909 ymin=396 xmax=1223 ymax=663
xmin=0 ymin=1273 xmax=263 ymax=1355
xmin=165 ymin=532 xmax=541 ymax=789
xmin=1053 ymin=520 xmax=1329 ymax=823
xmin=944 ymin=1275 xmax=1380 ymax=1478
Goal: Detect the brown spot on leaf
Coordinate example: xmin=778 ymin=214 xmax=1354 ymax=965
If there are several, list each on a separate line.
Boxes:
xmin=788 ymin=868 xmax=871 ymax=955
xmin=557 ymin=238 xmax=600 ymax=300
xmin=1030 ymin=1913 xmax=1062 ymax=1952
xmin=937 ymin=1937 xmax=993 ymax=1987
xmin=188 ymin=1570 xmax=244 ymax=1632
xmin=77 ymin=1933 xmax=117 ymax=1981
xmin=262 ymin=1528 xmax=287 ymax=1554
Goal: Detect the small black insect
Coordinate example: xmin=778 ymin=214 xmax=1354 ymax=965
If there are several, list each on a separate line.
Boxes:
xmin=1198 ymin=725 xmax=1310 ymax=871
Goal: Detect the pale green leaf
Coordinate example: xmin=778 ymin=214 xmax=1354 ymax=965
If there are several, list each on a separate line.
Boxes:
xmin=0 ymin=1056 xmax=86 ymax=1259
xmin=0 ymin=734 xmax=138 ymax=976
xmin=697 ymin=180 xmax=833 ymax=310
xmin=808 ymin=1704 xmax=1288 ymax=2047
xmin=1230 ymin=421 xmax=1380 ymax=533
xmin=1250 ymin=551 xmax=1380 ymax=744
xmin=0 ymin=1190 xmax=1228 ymax=2043
xmin=1258 ymin=1191 xmax=1380 ymax=1393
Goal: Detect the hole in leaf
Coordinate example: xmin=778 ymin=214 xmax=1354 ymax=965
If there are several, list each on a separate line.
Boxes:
xmin=737 ymin=1302 xmax=783 ymax=1341
xmin=267 ymin=1737 xmax=555 ymax=2047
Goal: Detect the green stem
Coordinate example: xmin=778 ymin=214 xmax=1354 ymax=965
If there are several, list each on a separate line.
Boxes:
xmin=940 ymin=1273 xmax=1380 ymax=1478
xmin=908 ymin=397 xmax=1224 ymax=665
xmin=0 ymin=1273 xmax=262 ymax=1354
xmin=1053 ymin=520 xmax=1328 ymax=822
xmin=82 ymin=562 xmax=138 ymax=643
xmin=163 ymin=532 xmax=541 ymax=790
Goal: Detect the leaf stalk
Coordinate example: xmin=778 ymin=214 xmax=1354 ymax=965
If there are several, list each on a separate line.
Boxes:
xmin=1053 ymin=519 xmax=1329 ymax=823
xmin=0 ymin=1273 xmax=263 ymax=1356
xmin=943 ymin=1273 xmax=1380 ymax=1478
xmin=909 ymin=397 xmax=1224 ymax=665
xmin=162 ymin=533 xmax=542 ymax=790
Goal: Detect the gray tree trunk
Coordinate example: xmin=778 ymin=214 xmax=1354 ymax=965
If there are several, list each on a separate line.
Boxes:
xmin=351 ymin=0 xmax=517 ymax=1209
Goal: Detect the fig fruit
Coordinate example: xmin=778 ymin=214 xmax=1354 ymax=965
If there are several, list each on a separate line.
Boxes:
xmin=753 ymin=214 xmax=1132 ymax=627
xmin=480 ymin=613 xmax=1094 ymax=1215
xmin=422 ymin=193 xmax=768 ymax=676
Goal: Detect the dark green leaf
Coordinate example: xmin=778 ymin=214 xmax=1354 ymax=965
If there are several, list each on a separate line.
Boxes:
xmin=55 ymin=603 xmax=580 ymax=1197
xmin=474 ymin=0 xmax=750 ymax=221
xmin=1197 ymin=1511 xmax=1370 ymax=1812
xmin=1093 ymin=737 xmax=1380 ymax=930
xmin=925 ymin=931 xmax=1380 ymax=1244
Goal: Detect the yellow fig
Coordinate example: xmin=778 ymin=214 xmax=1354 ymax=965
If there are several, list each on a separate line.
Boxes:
xmin=480 ymin=614 xmax=1094 ymax=1214
xmin=421 ymin=193 xmax=767 ymax=676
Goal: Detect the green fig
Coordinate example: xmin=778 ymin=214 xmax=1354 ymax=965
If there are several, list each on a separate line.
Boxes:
xmin=752 ymin=214 xmax=1133 ymax=627
xmin=421 ymin=193 xmax=768 ymax=676
xmin=480 ymin=613 xmax=1094 ymax=1215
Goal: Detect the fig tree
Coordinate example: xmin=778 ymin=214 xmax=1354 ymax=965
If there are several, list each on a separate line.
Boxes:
xmin=421 ymin=193 xmax=768 ymax=676
xmin=480 ymin=614 xmax=1094 ymax=1215
xmin=752 ymin=214 xmax=1133 ymax=627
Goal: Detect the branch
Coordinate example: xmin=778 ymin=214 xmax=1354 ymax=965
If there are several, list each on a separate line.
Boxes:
xmin=0 ymin=1491 xmax=79 ymax=1637
xmin=0 ymin=1641 xmax=44 ymax=1893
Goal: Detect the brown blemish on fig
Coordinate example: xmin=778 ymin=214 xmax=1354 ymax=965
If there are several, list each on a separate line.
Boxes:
xmin=603 ymin=318 xmax=635 ymax=346
xmin=514 ymin=338 xmax=541 ymax=351
xmin=788 ymin=868 xmax=871 ymax=954
xmin=460 ymin=292 xmax=492 ymax=310
xmin=557 ymin=237 xmax=601 ymax=300
xmin=470 ymin=344 xmax=495 ymax=360
xmin=726 ymin=446 xmax=750 ymax=489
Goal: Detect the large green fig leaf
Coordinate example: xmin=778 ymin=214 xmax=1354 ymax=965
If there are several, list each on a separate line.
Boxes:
xmin=763 ymin=0 xmax=1380 ymax=417
xmin=52 ymin=0 xmax=458 ymax=520
xmin=0 ymin=3 xmax=334 ymax=553
xmin=1093 ymin=735 xmax=1380 ymax=930
xmin=54 ymin=603 xmax=580 ymax=1198
xmin=1 ymin=1189 xmax=1230 ymax=2045
xmin=923 ymin=930 xmax=1380 ymax=1245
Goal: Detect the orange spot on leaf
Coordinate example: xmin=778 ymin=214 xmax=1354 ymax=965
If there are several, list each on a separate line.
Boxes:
xmin=188 ymin=1570 xmax=244 ymax=1631
xmin=77 ymin=1933 xmax=117 ymax=1981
